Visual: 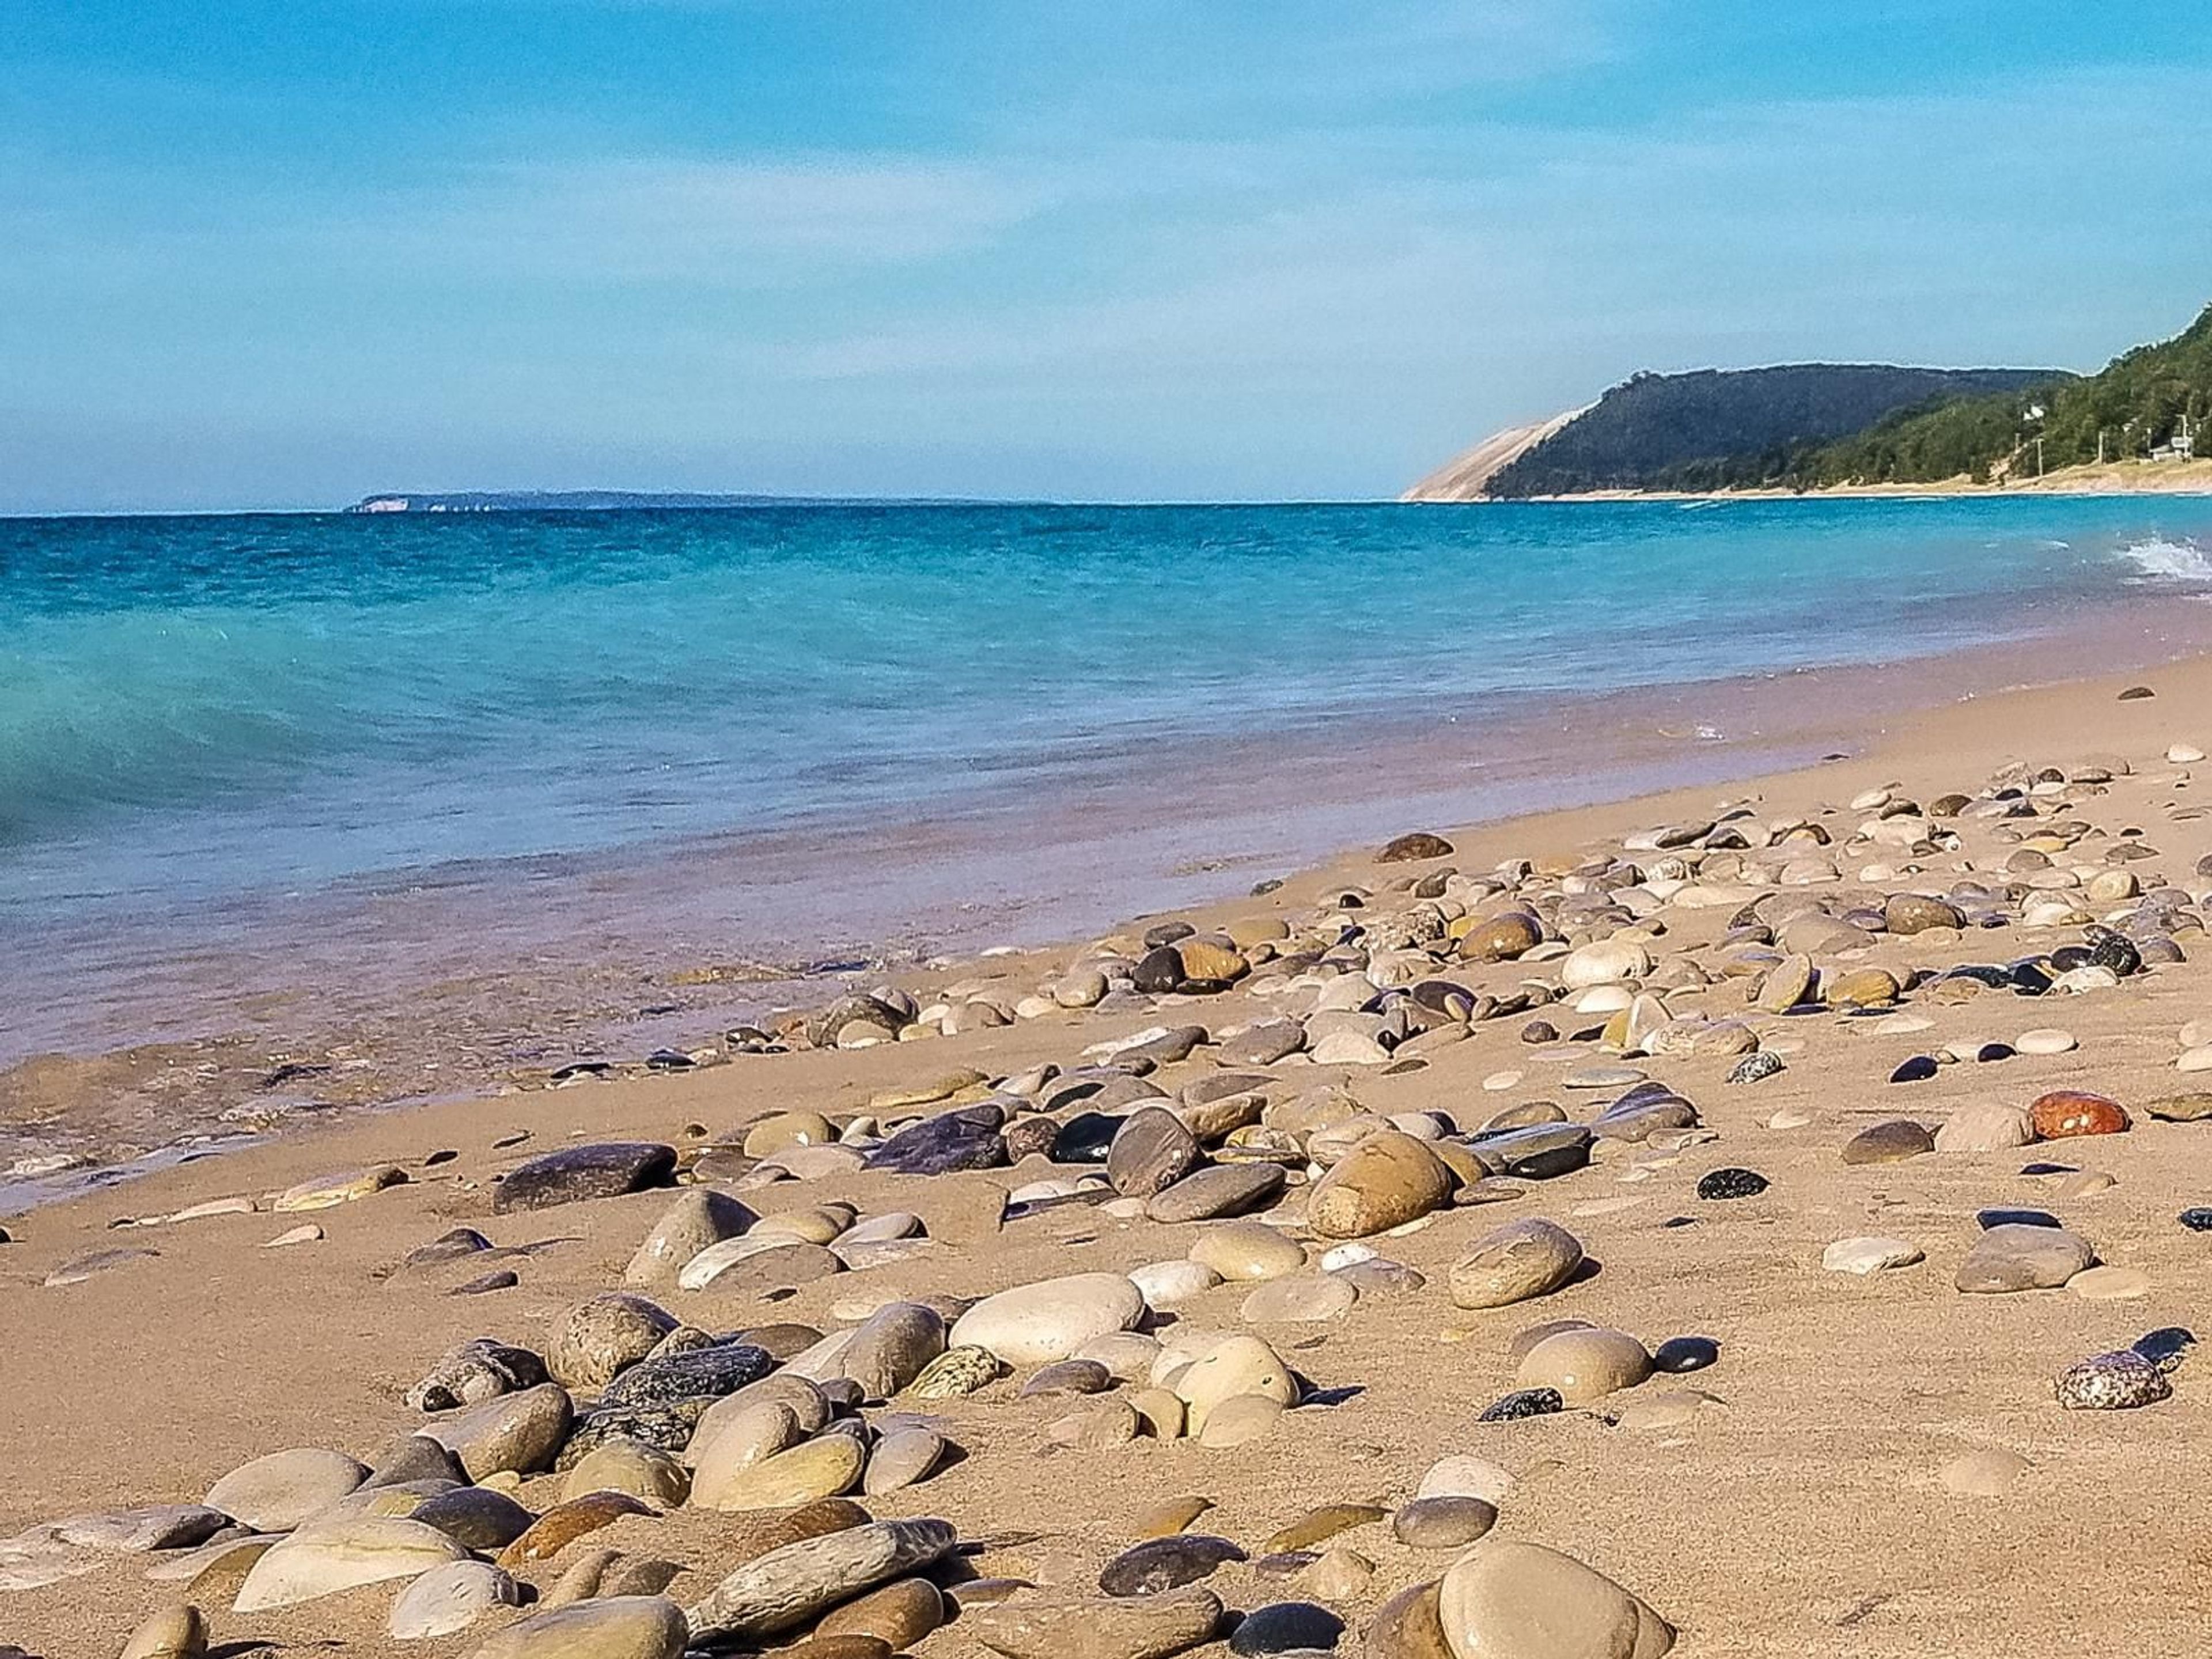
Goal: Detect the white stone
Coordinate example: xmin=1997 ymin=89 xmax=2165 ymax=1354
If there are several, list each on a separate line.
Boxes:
xmin=949 ymin=1272 xmax=1147 ymax=1366
xmin=1821 ymin=1236 xmax=1924 ymax=1275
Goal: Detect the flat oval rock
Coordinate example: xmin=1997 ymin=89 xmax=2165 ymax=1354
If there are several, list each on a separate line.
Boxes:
xmin=1228 ymin=1601 xmax=1344 ymax=1655
xmin=1956 ymin=1223 xmax=2094 ymax=1294
xmin=2055 ymin=1349 xmax=2171 ymax=1409
xmin=600 ymin=1343 xmax=772 ymax=1409
xmin=1098 ymin=1534 xmax=1247 ymax=1597
xmin=1840 ymin=1120 xmax=1933 ymax=1165
xmin=866 ymin=1103 xmax=1008 ymax=1176
xmin=494 ymin=1143 xmax=676 ymax=1213
xmin=1651 ymin=1335 xmax=1719 ymax=1373
xmin=1476 ymin=1387 xmax=1562 ymax=1422
xmin=1147 ymin=1164 xmax=1287 ymax=1224
xmin=1391 ymin=1496 xmax=1498 ymax=1548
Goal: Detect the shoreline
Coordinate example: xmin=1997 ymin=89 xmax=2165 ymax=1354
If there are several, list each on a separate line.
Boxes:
xmin=1458 ymin=458 xmax=2212 ymax=503
xmin=14 ymin=625 xmax=2212 ymax=1653
xmin=13 ymin=588 xmax=2212 ymax=1208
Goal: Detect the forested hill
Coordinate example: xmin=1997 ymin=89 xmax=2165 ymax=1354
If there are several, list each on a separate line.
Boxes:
xmin=1479 ymin=365 xmax=2063 ymax=497
xmin=1795 ymin=304 xmax=2212 ymax=487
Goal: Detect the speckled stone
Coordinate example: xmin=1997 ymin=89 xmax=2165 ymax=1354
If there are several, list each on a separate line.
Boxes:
xmin=2055 ymin=1350 xmax=2171 ymax=1409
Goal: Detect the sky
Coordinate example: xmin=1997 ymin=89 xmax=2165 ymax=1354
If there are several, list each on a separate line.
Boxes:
xmin=3 ymin=2 xmax=2211 ymax=512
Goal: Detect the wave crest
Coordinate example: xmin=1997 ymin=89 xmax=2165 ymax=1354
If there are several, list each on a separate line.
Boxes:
xmin=2113 ymin=536 xmax=2212 ymax=581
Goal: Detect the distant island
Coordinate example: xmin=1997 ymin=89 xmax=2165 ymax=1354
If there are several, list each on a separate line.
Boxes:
xmin=347 ymin=490 xmax=819 ymax=513
xmin=1409 ymin=301 xmax=2212 ymax=499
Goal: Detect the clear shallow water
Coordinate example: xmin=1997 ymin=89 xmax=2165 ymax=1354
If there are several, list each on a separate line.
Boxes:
xmin=5 ymin=496 xmax=2212 ymax=1062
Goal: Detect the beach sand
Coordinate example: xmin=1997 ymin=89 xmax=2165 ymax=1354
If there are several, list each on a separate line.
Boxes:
xmin=13 ymin=649 xmax=2212 ymax=1657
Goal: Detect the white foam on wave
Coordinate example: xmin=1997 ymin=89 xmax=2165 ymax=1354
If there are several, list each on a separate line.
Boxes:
xmin=2113 ymin=536 xmax=2212 ymax=581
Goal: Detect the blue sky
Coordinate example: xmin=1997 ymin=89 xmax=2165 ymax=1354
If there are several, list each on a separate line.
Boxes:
xmin=4 ymin=2 xmax=2210 ymax=511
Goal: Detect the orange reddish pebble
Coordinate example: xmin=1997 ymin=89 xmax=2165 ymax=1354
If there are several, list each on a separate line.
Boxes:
xmin=2029 ymin=1090 xmax=2130 ymax=1139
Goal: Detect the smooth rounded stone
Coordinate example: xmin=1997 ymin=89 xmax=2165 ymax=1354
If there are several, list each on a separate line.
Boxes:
xmin=1886 ymin=892 xmax=1965 ymax=935
xmin=1022 ymin=1358 xmax=1115 ymax=1397
xmin=1129 ymin=1388 xmax=1188 ymax=1440
xmin=1821 ymin=1236 xmax=1925 ymax=1275
xmin=816 ymin=1577 xmax=946 ymax=1650
xmin=843 ymin=1302 xmax=948 ymax=1400
xmin=204 ymin=1447 xmax=367 ymax=1532
xmin=1888 ymin=1056 xmax=1938 ymax=1085
xmin=119 ymin=1604 xmax=207 ymax=1659
xmin=1335 ymin=1257 xmax=1425 ymax=1298
xmin=1934 ymin=1102 xmax=2035 ymax=1153
xmin=1505 ymin=1318 xmax=1593 ymax=1363
xmin=1240 ymin=1274 xmax=1357 ymax=1323
xmin=2029 ymin=1089 xmax=2130 ymax=1139
xmin=865 ymin=1102 xmax=1009 ymax=1175
xmin=1190 ymin=1221 xmax=1306 ymax=1282
xmin=1612 ymin=1388 xmax=1721 ymax=1432
xmin=422 ymin=1384 xmax=574 ymax=1479
xmin=696 ymin=1433 xmax=864 ymax=1512
xmin=685 ymin=1516 xmax=956 ymax=1641
xmin=1100 ymin=1535 xmax=1247 ymax=1597
xmin=1173 ymin=1334 xmax=1300 ymax=1433
xmin=1560 ymin=1065 xmax=1646 ymax=1092
xmin=1840 ymin=1120 xmax=1934 ymax=1165
xmin=2055 ymin=1349 xmax=2172 ymax=1409
xmin=1955 ymin=1224 xmax=2096 ymax=1293
xmin=1516 ymin=1327 xmax=1652 ymax=1404
xmin=1695 ymin=1168 xmax=1767 ymax=1200
xmin=564 ymin=1441 xmax=690 ymax=1507
xmin=1049 ymin=1397 xmax=1142 ymax=1448
xmin=1133 ymin=1495 xmax=1217 ymax=1538
xmin=862 ymin=1426 xmax=945 ymax=1496
xmin=2068 ymin=1265 xmax=2150 ymax=1300
xmin=1829 ymin=967 xmax=1902 ymax=1009
xmin=1978 ymin=1206 xmax=2063 ymax=1230
xmin=1230 ymin=1601 xmax=1343 ymax=1656
xmin=905 ymin=1345 xmax=1003 ymax=1399
xmin=1650 ymin=1335 xmax=1718 ymax=1373
xmin=1306 ymin=1131 xmax=1454 ymax=1239
xmin=461 ymin=1596 xmax=690 ymax=1659
xmin=1559 ymin=940 xmax=1650 ymax=989
xmin=1462 ymin=912 xmax=1543 ymax=963
xmin=1392 ymin=1497 xmax=1498 ymax=1550
xmin=499 ymin=1492 xmax=654 ymax=1567
xmin=623 ymin=1190 xmax=756 ymax=1287
xmin=1198 ymin=1393 xmax=1287 ymax=1448
xmin=951 ymin=1272 xmax=1146 ymax=1366
xmin=550 ymin=1293 xmax=679 ymax=1389
xmin=2149 ymin=1090 xmax=2212 ymax=1122
xmin=389 ymin=1559 xmax=520 ymax=1640
xmin=2051 ymin=1169 xmax=2116 ymax=1200
xmin=1368 ymin=1581 xmax=1453 ymax=1659
xmin=1109 ymin=1108 xmax=1203 ymax=1199
xmin=495 ymin=1142 xmax=677 ymax=1214
xmin=1465 ymin=1123 xmax=1592 ymax=1180
xmin=2014 ymin=1027 xmax=2078 ymax=1056
xmin=1448 ymin=1218 xmax=1584 ymax=1309
xmin=1131 ymin=1259 xmax=1224 ymax=1308
xmin=2181 ymin=1207 xmax=2212 ymax=1232
xmin=969 ymin=1586 xmax=1223 ymax=1659
xmin=1438 ymin=1540 xmax=1673 ymax=1659
xmin=409 ymin=1487 xmax=537 ymax=1551
xmin=1416 ymin=1455 xmax=1514 ymax=1505
xmin=601 ymin=1342 xmax=774 ymax=1410
xmin=1148 ymin=1164 xmax=1287 ymax=1224
xmin=234 ymin=1516 xmax=468 ymax=1612
xmin=1941 ymin=1448 xmax=2032 ymax=1497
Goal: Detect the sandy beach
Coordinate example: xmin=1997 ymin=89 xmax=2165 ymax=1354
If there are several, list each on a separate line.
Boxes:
xmin=13 ymin=634 xmax=2212 ymax=1658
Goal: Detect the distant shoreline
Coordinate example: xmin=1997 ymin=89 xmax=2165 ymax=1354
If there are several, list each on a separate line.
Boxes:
xmin=1472 ymin=457 xmax=2212 ymax=503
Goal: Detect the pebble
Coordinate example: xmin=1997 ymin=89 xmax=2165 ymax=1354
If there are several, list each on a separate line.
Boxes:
xmin=1888 ymin=1056 xmax=1939 ymax=1084
xmin=1190 ymin=1221 xmax=1307 ymax=1282
xmin=118 ymin=1605 xmax=207 ymax=1659
xmin=2029 ymin=1089 xmax=2131 ymax=1138
xmin=494 ymin=1142 xmax=676 ymax=1213
xmin=2015 ymin=1028 xmax=2078 ymax=1055
xmin=950 ymin=1273 xmax=1146 ymax=1365
xmin=1448 ymin=1218 xmax=1584 ymax=1308
xmin=1415 ymin=1454 xmax=1515 ymax=1504
xmin=1822 ymin=1236 xmax=1924 ymax=1275
xmin=1263 ymin=1503 xmax=1387 ymax=1553
xmin=1437 ymin=1540 xmax=1673 ymax=1659
xmin=1229 ymin=1602 xmax=1344 ymax=1655
xmin=234 ymin=1516 xmax=468 ymax=1612
xmin=967 ymin=1586 xmax=1222 ymax=1659
xmin=1840 ymin=1120 xmax=1934 ymax=1164
xmin=1391 ymin=1495 xmax=1498 ymax=1548
xmin=203 ymin=1447 xmax=367 ymax=1532
xmin=1477 ymin=1388 xmax=1563 ymax=1422
xmin=1241 ymin=1275 xmax=1358 ymax=1323
xmin=462 ymin=1596 xmax=690 ymax=1659
xmin=1516 ymin=1327 xmax=1653 ymax=1404
xmin=1955 ymin=1224 xmax=2095 ymax=1294
xmin=388 ymin=1560 xmax=518 ymax=1640
xmin=1695 ymin=1168 xmax=1768 ymax=1200
xmin=1934 ymin=1101 xmax=2035 ymax=1153
xmin=1651 ymin=1335 xmax=1719 ymax=1373
xmin=1099 ymin=1535 xmax=1247 ymax=1596
xmin=2055 ymin=1349 xmax=2172 ymax=1409
xmin=1306 ymin=1130 xmax=1453 ymax=1238
xmin=1147 ymin=1164 xmax=1287 ymax=1224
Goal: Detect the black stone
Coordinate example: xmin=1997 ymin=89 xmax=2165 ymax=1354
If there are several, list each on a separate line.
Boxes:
xmin=598 ymin=1342 xmax=772 ymax=1409
xmin=1661 ymin=1215 xmax=1698 ymax=1229
xmin=865 ymin=1102 xmax=1008 ymax=1176
xmin=1977 ymin=1207 xmax=2062 ymax=1230
xmin=1478 ymin=1387 xmax=1563 ymax=1421
xmin=2007 ymin=961 xmax=2054 ymax=996
xmin=448 ymin=1270 xmax=520 ymax=1296
xmin=361 ymin=1434 xmax=468 ymax=1490
xmin=1941 ymin=965 xmax=2012 ymax=989
xmin=1143 ymin=921 xmax=1197 ymax=949
xmin=1465 ymin=1123 xmax=1592 ymax=1180
xmin=2018 ymin=1162 xmax=2074 ymax=1176
xmin=2089 ymin=929 xmax=2143 ymax=977
xmin=1652 ymin=1335 xmax=1720 ymax=1373
xmin=2135 ymin=1327 xmax=2197 ymax=1372
xmin=2180 ymin=1208 xmax=2212 ymax=1232
xmin=555 ymin=1396 xmax=715 ymax=1468
xmin=1229 ymin=1603 xmax=1345 ymax=1656
xmin=1889 ymin=1056 xmax=1938 ymax=1084
xmin=1098 ymin=1535 xmax=1247 ymax=1597
xmin=1696 ymin=1168 xmax=1768 ymax=1200
xmin=1975 ymin=1043 xmax=2016 ymax=1063
xmin=403 ymin=1227 xmax=494 ymax=1269
xmin=1050 ymin=1112 xmax=1123 ymax=1165
xmin=493 ymin=1142 xmax=676 ymax=1214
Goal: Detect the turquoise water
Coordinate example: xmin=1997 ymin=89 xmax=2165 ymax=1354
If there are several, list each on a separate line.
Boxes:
xmin=4 ymin=496 xmax=2212 ymax=1058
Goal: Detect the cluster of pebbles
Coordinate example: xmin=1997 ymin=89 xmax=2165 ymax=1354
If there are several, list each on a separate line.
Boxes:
xmin=17 ymin=738 xmax=2212 ymax=1658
